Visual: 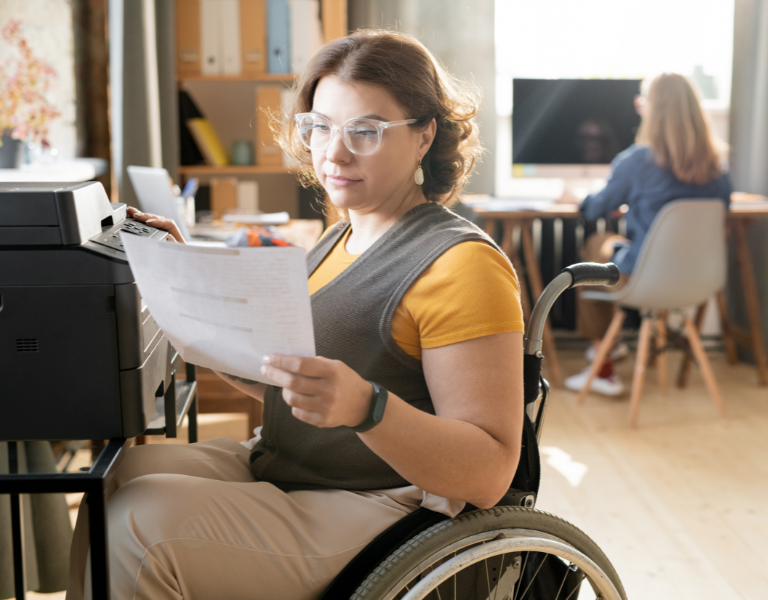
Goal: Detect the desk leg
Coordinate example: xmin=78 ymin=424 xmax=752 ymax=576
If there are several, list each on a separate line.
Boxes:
xmin=498 ymin=219 xmax=532 ymax=319
xmin=733 ymin=219 xmax=768 ymax=386
xmin=88 ymin=482 xmax=111 ymax=600
xmin=716 ymin=291 xmax=739 ymax=365
xmin=520 ymin=220 xmax=563 ymax=387
xmin=8 ymin=442 xmax=26 ymax=600
xmin=656 ymin=312 xmax=669 ymax=395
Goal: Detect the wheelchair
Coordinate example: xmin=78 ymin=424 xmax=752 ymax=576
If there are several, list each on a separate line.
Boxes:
xmin=319 ymin=263 xmax=628 ymax=600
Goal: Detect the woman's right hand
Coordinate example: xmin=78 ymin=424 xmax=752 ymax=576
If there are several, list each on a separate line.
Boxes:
xmin=127 ymin=206 xmax=186 ymax=243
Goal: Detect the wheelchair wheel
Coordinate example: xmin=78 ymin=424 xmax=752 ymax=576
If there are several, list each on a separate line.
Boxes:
xmin=351 ymin=506 xmax=626 ymax=600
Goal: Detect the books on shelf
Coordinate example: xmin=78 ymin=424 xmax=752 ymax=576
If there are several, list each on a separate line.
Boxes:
xmin=320 ymin=0 xmax=347 ymax=43
xmin=200 ymin=0 xmax=222 ymax=75
xmin=267 ymin=0 xmax=291 ymax=74
xmin=220 ymin=0 xmax=242 ymax=74
xmin=288 ymin=0 xmax=323 ymax=74
xmin=176 ymin=0 xmax=347 ymax=77
xmin=187 ymin=118 xmax=229 ymax=166
xmin=241 ymin=0 xmax=267 ymax=74
xmin=177 ymin=0 xmax=202 ymax=75
xmin=196 ymin=0 xmax=262 ymax=76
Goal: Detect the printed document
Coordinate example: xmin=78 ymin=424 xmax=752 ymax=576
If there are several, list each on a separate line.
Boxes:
xmin=121 ymin=235 xmax=315 ymax=385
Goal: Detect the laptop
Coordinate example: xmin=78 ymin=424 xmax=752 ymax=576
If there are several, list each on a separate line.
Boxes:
xmin=126 ymin=166 xmax=196 ymax=241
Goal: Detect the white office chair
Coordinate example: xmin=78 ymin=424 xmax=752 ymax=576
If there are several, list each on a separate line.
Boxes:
xmin=577 ymin=199 xmax=728 ymax=426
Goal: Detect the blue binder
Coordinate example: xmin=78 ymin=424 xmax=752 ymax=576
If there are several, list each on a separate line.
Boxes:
xmin=267 ymin=0 xmax=291 ymax=74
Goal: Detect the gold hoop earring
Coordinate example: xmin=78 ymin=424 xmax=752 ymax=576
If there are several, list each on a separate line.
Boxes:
xmin=415 ymin=162 xmax=424 ymax=186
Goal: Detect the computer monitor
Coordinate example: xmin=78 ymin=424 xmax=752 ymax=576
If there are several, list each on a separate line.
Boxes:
xmin=512 ymin=78 xmax=642 ymax=178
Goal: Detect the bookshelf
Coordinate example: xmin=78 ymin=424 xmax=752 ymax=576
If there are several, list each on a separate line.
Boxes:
xmin=175 ymin=0 xmax=347 ymax=218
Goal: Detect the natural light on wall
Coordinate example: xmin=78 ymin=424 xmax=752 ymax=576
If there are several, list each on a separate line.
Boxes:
xmin=494 ymin=0 xmax=735 ymax=194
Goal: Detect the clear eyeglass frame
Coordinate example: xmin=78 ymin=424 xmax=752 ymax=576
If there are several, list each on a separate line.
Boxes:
xmin=294 ymin=112 xmax=418 ymax=156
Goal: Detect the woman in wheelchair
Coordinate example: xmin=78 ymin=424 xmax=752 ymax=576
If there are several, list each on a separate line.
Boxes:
xmin=67 ymin=30 xmax=530 ymax=599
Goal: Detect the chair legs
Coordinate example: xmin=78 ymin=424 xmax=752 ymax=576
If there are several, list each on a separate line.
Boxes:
xmin=683 ymin=315 xmax=728 ymax=418
xmin=576 ymin=310 xmax=626 ymax=406
xmin=577 ymin=310 xmax=727 ymax=427
xmin=628 ymin=317 xmax=654 ymax=427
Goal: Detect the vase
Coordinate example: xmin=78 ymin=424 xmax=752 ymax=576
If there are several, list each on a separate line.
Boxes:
xmin=0 ymin=131 xmax=24 ymax=168
xmin=231 ymin=140 xmax=255 ymax=166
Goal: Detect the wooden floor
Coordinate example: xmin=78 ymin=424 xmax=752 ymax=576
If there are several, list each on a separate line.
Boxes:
xmin=536 ymin=349 xmax=768 ymax=600
xmin=20 ymin=348 xmax=768 ymax=600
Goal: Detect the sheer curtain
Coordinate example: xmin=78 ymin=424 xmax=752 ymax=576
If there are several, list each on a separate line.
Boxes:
xmin=728 ymin=0 xmax=768 ymax=355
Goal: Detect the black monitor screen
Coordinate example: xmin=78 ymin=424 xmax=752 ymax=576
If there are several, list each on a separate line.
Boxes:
xmin=512 ymin=79 xmax=642 ymax=165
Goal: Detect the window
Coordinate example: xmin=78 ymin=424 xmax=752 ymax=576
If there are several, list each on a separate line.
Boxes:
xmin=495 ymin=0 xmax=734 ymax=193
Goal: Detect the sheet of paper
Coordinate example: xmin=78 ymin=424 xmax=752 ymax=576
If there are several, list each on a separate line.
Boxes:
xmin=121 ymin=235 xmax=315 ymax=385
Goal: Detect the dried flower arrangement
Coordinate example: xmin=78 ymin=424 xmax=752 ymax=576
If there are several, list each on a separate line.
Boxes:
xmin=0 ymin=19 xmax=60 ymax=148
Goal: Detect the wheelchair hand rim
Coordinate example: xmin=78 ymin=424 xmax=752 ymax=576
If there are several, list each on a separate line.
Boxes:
xmin=400 ymin=536 xmax=622 ymax=600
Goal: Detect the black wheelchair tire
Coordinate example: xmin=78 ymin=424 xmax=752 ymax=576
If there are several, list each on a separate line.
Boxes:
xmin=350 ymin=506 xmax=627 ymax=600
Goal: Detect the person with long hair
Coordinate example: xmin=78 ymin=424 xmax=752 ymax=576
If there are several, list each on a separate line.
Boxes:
xmin=563 ymin=72 xmax=732 ymax=395
xmin=67 ymin=30 xmax=525 ymax=599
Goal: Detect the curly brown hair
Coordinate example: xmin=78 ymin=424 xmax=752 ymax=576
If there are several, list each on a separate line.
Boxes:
xmin=277 ymin=29 xmax=484 ymax=215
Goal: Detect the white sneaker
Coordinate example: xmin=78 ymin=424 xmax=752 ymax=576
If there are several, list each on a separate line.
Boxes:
xmin=585 ymin=341 xmax=630 ymax=363
xmin=564 ymin=367 xmax=624 ymax=396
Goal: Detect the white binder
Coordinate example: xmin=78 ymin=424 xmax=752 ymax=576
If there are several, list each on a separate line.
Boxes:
xmin=200 ymin=0 xmax=222 ymax=74
xmin=220 ymin=0 xmax=242 ymax=75
xmin=288 ymin=0 xmax=323 ymax=74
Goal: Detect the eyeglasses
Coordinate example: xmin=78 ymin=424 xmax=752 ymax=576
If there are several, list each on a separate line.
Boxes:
xmin=294 ymin=113 xmax=417 ymax=156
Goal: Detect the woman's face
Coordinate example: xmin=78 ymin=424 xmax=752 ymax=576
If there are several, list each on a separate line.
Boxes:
xmin=309 ymin=75 xmax=434 ymax=214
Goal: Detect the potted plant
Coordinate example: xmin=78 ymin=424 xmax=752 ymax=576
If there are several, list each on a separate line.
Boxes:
xmin=0 ymin=19 xmax=60 ymax=168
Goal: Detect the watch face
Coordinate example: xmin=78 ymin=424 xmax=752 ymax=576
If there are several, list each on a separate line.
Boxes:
xmin=351 ymin=383 xmax=388 ymax=432
xmin=372 ymin=385 xmax=388 ymax=423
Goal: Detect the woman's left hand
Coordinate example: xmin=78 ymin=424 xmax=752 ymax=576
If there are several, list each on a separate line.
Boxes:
xmin=261 ymin=355 xmax=373 ymax=428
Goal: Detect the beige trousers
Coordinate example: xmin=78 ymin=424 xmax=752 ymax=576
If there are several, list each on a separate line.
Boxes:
xmin=66 ymin=438 xmax=422 ymax=600
xmin=576 ymin=232 xmax=631 ymax=340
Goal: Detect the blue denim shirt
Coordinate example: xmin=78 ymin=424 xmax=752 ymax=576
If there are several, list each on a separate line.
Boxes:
xmin=579 ymin=144 xmax=732 ymax=274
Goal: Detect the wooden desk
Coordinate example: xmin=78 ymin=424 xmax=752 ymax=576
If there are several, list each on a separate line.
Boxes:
xmin=711 ymin=203 xmax=768 ymax=385
xmin=468 ymin=197 xmax=768 ymax=388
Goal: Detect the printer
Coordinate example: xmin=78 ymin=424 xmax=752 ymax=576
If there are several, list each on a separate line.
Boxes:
xmin=0 ymin=182 xmax=173 ymax=440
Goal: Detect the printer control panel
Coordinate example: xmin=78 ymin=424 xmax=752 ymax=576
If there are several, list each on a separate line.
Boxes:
xmin=82 ymin=216 xmax=169 ymax=261
xmin=91 ymin=218 xmax=167 ymax=252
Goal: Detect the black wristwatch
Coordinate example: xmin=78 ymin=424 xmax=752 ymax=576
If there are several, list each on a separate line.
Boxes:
xmin=350 ymin=381 xmax=389 ymax=433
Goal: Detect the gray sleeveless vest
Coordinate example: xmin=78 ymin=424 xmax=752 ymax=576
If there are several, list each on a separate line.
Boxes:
xmin=249 ymin=202 xmax=505 ymax=490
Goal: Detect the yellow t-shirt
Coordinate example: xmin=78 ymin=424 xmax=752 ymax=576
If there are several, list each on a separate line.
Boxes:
xmin=308 ymin=226 xmax=524 ymax=360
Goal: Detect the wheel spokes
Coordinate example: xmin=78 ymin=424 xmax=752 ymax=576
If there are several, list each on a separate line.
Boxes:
xmin=517 ymin=553 xmax=549 ymax=600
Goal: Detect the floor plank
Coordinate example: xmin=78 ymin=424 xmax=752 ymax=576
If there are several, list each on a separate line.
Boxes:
xmin=537 ymin=349 xmax=768 ymax=600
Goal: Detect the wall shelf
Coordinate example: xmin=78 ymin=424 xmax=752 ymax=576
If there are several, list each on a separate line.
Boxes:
xmin=179 ymin=165 xmax=301 ymax=176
